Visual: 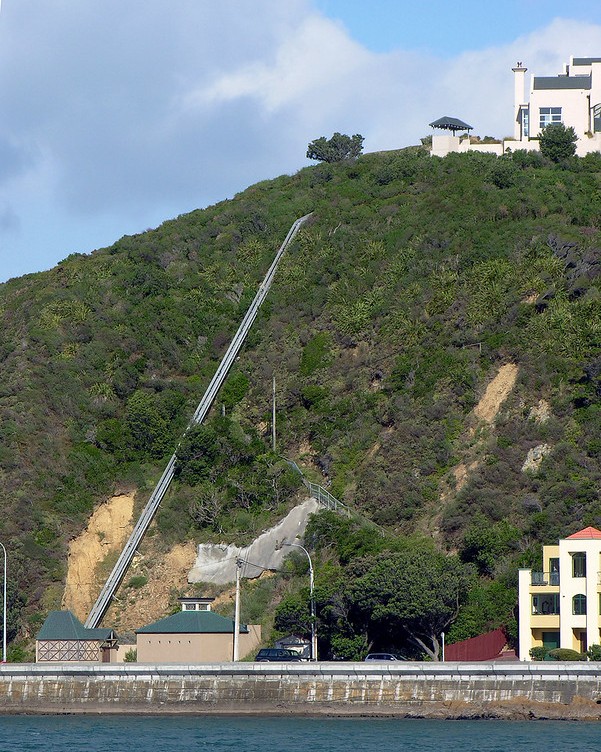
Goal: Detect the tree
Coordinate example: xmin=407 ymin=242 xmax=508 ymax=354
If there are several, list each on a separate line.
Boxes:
xmin=174 ymin=424 xmax=220 ymax=484
xmin=539 ymin=122 xmax=577 ymax=162
xmin=352 ymin=548 xmax=473 ymax=660
xmin=306 ymin=132 xmax=364 ymax=163
xmin=125 ymin=390 xmax=171 ymax=459
xmin=459 ymin=515 xmax=520 ymax=576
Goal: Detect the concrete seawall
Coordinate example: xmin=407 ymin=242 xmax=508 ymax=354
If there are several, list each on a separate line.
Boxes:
xmin=1 ymin=662 xmax=601 ymax=719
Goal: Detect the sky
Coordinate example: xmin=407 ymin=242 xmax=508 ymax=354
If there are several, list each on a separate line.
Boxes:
xmin=1 ymin=1 xmax=601 ymax=283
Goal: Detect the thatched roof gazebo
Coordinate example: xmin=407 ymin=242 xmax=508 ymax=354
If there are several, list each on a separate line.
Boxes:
xmin=429 ymin=116 xmax=473 ymax=135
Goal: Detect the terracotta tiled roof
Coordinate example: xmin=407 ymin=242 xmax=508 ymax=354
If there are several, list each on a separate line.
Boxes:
xmin=566 ymin=526 xmax=601 ymax=540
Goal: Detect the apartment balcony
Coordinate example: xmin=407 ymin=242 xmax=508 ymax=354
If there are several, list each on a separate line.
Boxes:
xmin=531 ymin=571 xmax=560 ymax=586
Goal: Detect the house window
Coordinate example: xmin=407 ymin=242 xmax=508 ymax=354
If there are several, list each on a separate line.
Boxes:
xmin=522 ymin=108 xmax=529 ymax=138
xmin=184 ymin=604 xmax=196 ymax=611
xmin=594 ymin=103 xmax=601 ymax=133
xmin=539 ymin=106 xmax=562 ymax=129
xmin=532 ymin=594 xmax=560 ymax=615
xmin=549 ymin=558 xmax=560 ymax=585
xmin=572 ymin=552 xmax=586 ymax=578
xmin=573 ymin=594 xmax=587 ymax=615
xmin=542 ymin=631 xmax=560 ymax=650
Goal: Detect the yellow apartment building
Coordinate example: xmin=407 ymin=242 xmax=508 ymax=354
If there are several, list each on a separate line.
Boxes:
xmin=518 ymin=526 xmax=601 ymax=660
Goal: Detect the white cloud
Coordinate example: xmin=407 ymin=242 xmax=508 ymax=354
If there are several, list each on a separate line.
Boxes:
xmin=194 ymin=15 xmax=370 ymax=113
xmin=0 ymin=3 xmax=600 ymax=280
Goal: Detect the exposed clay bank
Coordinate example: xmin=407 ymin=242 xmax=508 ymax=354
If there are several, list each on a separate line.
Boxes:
xmin=1 ymin=663 xmax=601 ymax=719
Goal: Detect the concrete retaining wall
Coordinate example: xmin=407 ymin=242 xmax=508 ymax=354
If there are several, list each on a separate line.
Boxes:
xmin=1 ymin=662 xmax=601 ymax=719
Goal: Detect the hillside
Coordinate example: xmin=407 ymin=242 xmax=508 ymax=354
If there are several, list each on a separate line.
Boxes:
xmin=0 ymin=147 xmax=599 ymax=658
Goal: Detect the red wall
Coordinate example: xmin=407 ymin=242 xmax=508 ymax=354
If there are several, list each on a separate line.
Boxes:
xmin=445 ymin=628 xmax=506 ymax=661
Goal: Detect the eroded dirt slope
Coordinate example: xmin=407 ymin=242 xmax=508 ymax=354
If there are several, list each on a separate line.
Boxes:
xmin=62 ymin=490 xmax=197 ymax=630
xmin=62 ymin=493 xmax=135 ymax=620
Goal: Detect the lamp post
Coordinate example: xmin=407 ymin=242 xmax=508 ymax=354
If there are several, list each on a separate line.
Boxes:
xmin=0 ymin=542 xmax=6 ymax=663
xmin=283 ymin=542 xmax=317 ymax=661
xmin=233 ymin=558 xmax=242 ymax=661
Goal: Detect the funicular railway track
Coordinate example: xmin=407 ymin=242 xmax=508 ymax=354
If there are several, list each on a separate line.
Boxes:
xmin=85 ymin=213 xmax=312 ymax=628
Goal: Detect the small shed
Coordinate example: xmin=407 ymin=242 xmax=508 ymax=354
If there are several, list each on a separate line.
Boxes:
xmin=36 ymin=610 xmax=117 ymax=663
xmin=136 ymin=597 xmax=261 ymax=663
xmin=429 ymin=116 xmax=473 ymax=135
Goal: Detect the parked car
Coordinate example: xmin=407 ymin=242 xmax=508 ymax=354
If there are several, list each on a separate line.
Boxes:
xmin=255 ymin=648 xmax=303 ymax=662
xmin=364 ymin=653 xmax=399 ymax=662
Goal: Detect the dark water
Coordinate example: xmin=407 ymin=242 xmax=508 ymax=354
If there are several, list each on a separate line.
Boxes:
xmin=0 ymin=716 xmax=598 ymax=752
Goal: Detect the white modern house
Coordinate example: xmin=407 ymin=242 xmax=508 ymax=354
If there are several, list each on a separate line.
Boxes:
xmin=518 ymin=526 xmax=601 ymax=660
xmin=431 ymin=55 xmax=601 ymax=157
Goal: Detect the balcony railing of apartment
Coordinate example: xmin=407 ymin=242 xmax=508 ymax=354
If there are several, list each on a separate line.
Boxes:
xmin=531 ymin=571 xmax=560 ymax=586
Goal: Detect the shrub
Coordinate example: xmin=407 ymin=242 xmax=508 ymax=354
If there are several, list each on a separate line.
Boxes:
xmin=124 ymin=648 xmax=137 ymax=662
xmin=529 ymin=646 xmax=548 ymax=661
xmin=547 ymin=648 xmax=585 ymax=661
xmin=587 ymin=644 xmax=601 ymax=661
xmin=126 ymin=575 xmax=148 ymax=589
xmin=539 ymin=123 xmax=577 ymax=163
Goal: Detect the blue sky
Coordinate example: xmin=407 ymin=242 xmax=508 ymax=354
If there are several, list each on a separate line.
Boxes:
xmin=1 ymin=1 xmax=601 ymax=283
xmin=316 ymin=1 xmax=601 ymax=54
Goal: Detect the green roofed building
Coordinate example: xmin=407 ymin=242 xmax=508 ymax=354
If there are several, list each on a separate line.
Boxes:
xmin=135 ymin=597 xmax=261 ymax=663
xmin=36 ymin=610 xmax=117 ymax=662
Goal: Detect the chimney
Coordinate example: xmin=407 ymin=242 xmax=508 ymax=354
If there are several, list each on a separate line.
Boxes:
xmin=512 ymin=62 xmax=528 ymax=140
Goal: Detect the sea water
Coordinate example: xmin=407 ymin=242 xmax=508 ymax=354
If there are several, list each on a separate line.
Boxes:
xmin=0 ymin=716 xmax=598 ymax=752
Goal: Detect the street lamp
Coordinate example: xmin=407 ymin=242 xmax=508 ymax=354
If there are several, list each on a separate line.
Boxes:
xmin=283 ymin=542 xmax=317 ymax=661
xmin=0 ymin=542 xmax=6 ymax=663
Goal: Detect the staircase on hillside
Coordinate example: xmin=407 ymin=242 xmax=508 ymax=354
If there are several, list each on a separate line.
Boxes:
xmin=85 ymin=213 xmax=312 ymax=628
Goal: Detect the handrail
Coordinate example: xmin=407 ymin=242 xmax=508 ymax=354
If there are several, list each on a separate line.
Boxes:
xmin=283 ymin=458 xmax=389 ymax=535
xmin=85 ymin=213 xmax=312 ymax=628
xmin=282 ymin=457 xmax=349 ymax=515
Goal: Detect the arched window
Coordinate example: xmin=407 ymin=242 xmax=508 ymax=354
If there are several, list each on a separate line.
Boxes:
xmin=573 ymin=594 xmax=587 ymax=615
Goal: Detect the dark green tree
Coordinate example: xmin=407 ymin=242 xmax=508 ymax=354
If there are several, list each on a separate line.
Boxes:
xmin=352 ymin=548 xmax=473 ymax=660
xmin=125 ymin=390 xmax=171 ymax=459
xmin=538 ymin=122 xmax=577 ymax=162
xmin=306 ymin=132 xmax=364 ymax=163
xmin=459 ymin=516 xmax=520 ymax=576
xmin=174 ymin=424 xmax=220 ymax=484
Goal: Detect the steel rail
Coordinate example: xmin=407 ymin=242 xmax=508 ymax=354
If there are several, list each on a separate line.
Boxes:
xmin=85 ymin=213 xmax=312 ymax=628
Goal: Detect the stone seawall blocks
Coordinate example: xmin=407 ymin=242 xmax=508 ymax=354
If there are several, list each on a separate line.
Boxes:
xmin=0 ymin=663 xmax=600 ymax=719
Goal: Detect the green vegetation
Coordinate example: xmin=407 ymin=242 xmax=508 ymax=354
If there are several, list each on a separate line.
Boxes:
xmin=538 ymin=123 xmax=578 ymax=163
xmin=0 ymin=145 xmax=599 ymax=657
xmin=306 ymin=133 xmax=364 ymax=163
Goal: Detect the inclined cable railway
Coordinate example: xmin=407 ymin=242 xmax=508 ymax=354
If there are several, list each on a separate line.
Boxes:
xmin=85 ymin=213 xmax=312 ymax=628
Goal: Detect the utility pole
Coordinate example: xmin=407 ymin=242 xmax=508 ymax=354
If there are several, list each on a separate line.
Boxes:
xmin=233 ymin=558 xmax=242 ymax=661
xmin=272 ymin=375 xmax=276 ymax=453
xmin=0 ymin=542 xmax=6 ymax=663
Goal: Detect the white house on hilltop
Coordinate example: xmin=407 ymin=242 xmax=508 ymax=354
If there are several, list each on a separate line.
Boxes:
xmin=518 ymin=527 xmax=601 ymax=660
xmin=431 ymin=55 xmax=601 ymax=158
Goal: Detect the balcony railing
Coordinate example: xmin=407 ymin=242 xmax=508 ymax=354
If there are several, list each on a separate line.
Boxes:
xmin=531 ymin=571 xmax=560 ymax=586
